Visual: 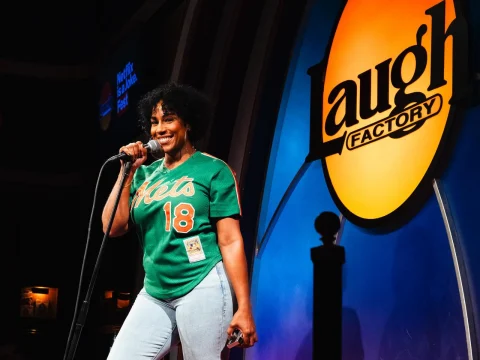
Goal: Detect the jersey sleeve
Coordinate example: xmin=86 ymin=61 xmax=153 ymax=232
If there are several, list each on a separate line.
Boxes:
xmin=209 ymin=163 xmax=242 ymax=218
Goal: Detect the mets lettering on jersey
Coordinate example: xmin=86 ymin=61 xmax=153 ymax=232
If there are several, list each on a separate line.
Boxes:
xmin=131 ymin=176 xmax=195 ymax=207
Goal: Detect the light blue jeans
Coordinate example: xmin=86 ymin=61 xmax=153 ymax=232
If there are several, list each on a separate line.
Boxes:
xmin=106 ymin=261 xmax=233 ymax=360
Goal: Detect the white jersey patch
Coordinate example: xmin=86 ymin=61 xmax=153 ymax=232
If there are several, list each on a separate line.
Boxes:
xmin=183 ymin=236 xmax=206 ymax=263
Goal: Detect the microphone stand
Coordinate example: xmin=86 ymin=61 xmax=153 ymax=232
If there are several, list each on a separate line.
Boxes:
xmin=64 ymin=160 xmax=133 ymax=360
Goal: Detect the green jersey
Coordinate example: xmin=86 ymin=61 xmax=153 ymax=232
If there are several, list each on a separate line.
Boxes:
xmin=129 ymin=151 xmax=241 ymax=299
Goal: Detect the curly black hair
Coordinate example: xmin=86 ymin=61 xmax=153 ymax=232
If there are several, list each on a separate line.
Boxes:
xmin=137 ymin=82 xmax=213 ymax=142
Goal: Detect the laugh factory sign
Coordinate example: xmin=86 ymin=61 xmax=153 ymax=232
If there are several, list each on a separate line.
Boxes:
xmin=309 ymin=0 xmax=469 ymax=229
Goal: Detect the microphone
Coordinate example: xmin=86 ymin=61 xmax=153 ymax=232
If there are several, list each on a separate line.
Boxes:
xmin=108 ymin=139 xmax=162 ymax=162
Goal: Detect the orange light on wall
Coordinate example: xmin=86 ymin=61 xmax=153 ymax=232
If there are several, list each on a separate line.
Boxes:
xmin=104 ymin=290 xmax=114 ymax=300
xmin=116 ymin=292 xmax=131 ymax=309
xmin=20 ymin=286 xmax=58 ymax=319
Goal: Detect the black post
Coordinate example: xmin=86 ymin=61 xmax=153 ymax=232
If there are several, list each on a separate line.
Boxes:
xmin=311 ymin=211 xmax=345 ymax=360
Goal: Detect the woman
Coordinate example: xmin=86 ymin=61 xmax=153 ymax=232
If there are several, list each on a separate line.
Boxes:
xmin=102 ymin=82 xmax=257 ymax=360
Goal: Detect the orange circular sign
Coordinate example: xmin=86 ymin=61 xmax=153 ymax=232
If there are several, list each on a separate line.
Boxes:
xmin=319 ymin=0 xmax=468 ymax=228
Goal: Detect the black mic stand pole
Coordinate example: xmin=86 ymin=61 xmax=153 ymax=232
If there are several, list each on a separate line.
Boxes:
xmin=64 ymin=160 xmax=133 ymax=360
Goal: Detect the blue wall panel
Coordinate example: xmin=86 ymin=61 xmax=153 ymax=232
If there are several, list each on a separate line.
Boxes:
xmin=340 ymin=195 xmax=466 ymax=359
xmin=248 ymin=160 xmax=338 ymax=360
xmin=257 ymin=0 xmax=343 ymax=240
xmin=441 ymin=104 xmax=480 ymax=351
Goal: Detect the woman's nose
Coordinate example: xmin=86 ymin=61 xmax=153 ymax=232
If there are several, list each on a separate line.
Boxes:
xmin=156 ymin=122 xmax=166 ymax=134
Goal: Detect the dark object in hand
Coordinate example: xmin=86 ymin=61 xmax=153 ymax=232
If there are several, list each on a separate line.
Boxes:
xmin=226 ymin=329 xmax=244 ymax=348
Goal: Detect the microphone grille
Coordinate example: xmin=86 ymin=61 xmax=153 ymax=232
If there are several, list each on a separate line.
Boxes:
xmin=147 ymin=139 xmax=162 ymax=154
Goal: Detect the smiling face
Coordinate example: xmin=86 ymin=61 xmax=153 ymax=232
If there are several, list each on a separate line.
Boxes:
xmin=150 ymin=101 xmax=190 ymax=156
